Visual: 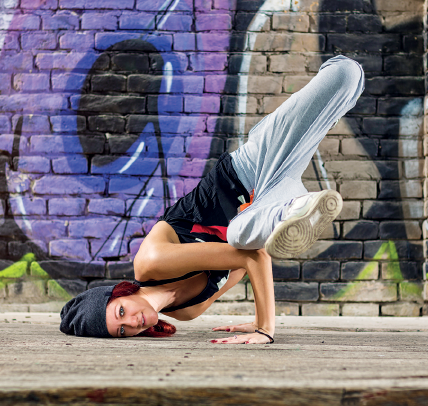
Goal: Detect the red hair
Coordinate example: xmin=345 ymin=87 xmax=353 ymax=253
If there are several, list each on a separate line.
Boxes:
xmin=107 ymin=281 xmax=176 ymax=338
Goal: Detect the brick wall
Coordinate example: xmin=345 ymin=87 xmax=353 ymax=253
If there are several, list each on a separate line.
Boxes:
xmin=0 ymin=0 xmax=426 ymax=316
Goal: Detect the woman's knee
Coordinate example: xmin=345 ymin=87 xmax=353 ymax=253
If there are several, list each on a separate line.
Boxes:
xmin=227 ymin=218 xmax=246 ymax=249
xmin=322 ymin=56 xmax=365 ymax=99
xmin=227 ymin=215 xmax=266 ymax=250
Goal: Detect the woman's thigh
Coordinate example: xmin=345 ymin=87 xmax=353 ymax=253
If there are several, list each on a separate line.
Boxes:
xmin=231 ymin=55 xmax=364 ymax=198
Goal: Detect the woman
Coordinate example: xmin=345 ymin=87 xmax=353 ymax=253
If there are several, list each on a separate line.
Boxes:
xmin=60 ymin=56 xmax=365 ymax=344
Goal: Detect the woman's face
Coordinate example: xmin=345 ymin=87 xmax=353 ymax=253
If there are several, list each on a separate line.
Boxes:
xmin=105 ymin=293 xmax=159 ymax=338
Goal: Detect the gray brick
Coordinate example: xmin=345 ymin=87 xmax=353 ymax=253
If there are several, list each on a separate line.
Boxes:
xmin=302 ymin=261 xmax=339 ymax=281
xmin=324 ymin=160 xmax=393 ymax=180
xmin=221 ymin=95 xmax=257 ymax=114
xmin=298 ymin=241 xmax=362 ymax=260
xmin=272 ymin=260 xmax=300 ymax=280
xmin=319 ymin=222 xmax=340 ymax=239
xmin=306 ymin=0 xmax=364 ymax=11
xmin=363 ymin=201 xmax=423 ymax=219
xmin=91 ymin=74 xmax=127 ymax=92
xmin=88 ymin=115 xmax=125 ymax=133
xmin=343 ymin=221 xmax=378 ymax=240
xmin=260 ymin=96 xmax=290 ymax=113
xmin=379 ymin=221 xmax=421 ymax=240
xmin=204 ymin=302 xmax=255 ymax=316
xmin=302 ymin=303 xmax=339 ymax=316
xmin=383 ymin=13 xmax=423 ymax=32
xmin=342 ymin=303 xmax=379 ymax=316
xmin=341 ymin=261 xmax=379 ymax=280
xmin=50 ymin=279 xmax=87 ymax=298
xmin=309 ymin=14 xmax=346 ymax=33
xmin=38 ymin=261 xmax=105 ymax=279
xmin=404 ymin=160 xmax=423 ymax=178
xmin=318 ymin=138 xmax=340 ymax=154
xmin=75 ymin=95 xmax=145 ymax=114
xmin=381 ymin=262 xmax=422 ymax=280
xmin=88 ymin=198 xmax=124 ymax=215
xmin=7 ymin=242 xmax=45 ymax=261
xmin=247 ymin=76 xmax=283 ymax=94
xmin=347 ymin=15 xmax=382 ymax=32
xmin=384 ymin=55 xmax=423 ymax=76
xmin=107 ymin=261 xmax=134 ymax=279
xmin=272 ymin=13 xmax=310 ymax=32
xmin=341 ymin=138 xmax=378 ymax=156
xmin=350 ymin=55 xmax=383 ymax=72
xmin=269 ymin=54 xmax=306 ymax=73
xmin=378 ymin=97 xmax=423 ymax=116
xmin=403 ymin=34 xmax=424 ymax=53
xmin=283 ymin=75 xmax=313 ymax=93
xmin=275 ymin=302 xmax=299 ymax=316
xmin=108 ymin=135 xmax=138 ymax=154
xmin=326 ymin=34 xmax=400 ymax=53
xmin=274 ymin=282 xmax=319 ymax=302
xmin=348 ymin=97 xmax=376 ymax=115
xmin=228 ymin=54 xmax=266 ymax=74
xmin=8 ymin=280 xmax=46 ymax=302
xmin=400 ymin=281 xmax=424 ymax=302
xmin=364 ymin=241 xmax=423 ymax=260
xmin=0 ymin=260 xmax=14 ymax=271
xmin=217 ymin=283 xmax=246 ymax=301
xmin=111 ymin=54 xmax=149 ymax=73
xmin=365 ymin=77 xmax=425 ymax=96
xmin=381 ymin=303 xmax=420 ymax=317
xmin=234 ymin=12 xmax=267 ymax=31
xmin=249 ymin=32 xmax=324 ymax=52
xmin=362 ymin=117 xmax=400 ymax=135
xmin=339 ymin=181 xmax=377 ymax=199
xmin=336 ymin=201 xmax=360 ymax=220
xmin=380 ymin=140 xmax=422 ymax=158
xmin=321 ymin=281 xmax=397 ymax=302
xmin=379 ymin=181 xmax=422 ymax=199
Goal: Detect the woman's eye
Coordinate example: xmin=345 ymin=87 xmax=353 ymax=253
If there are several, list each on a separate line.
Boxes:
xmin=119 ymin=306 xmax=124 ymax=317
xmin=120 ymin=326 xmax=125 ymax=336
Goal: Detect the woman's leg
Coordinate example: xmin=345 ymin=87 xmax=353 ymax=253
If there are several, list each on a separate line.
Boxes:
xmin=228 ymin=56 xmax=365 ymax=249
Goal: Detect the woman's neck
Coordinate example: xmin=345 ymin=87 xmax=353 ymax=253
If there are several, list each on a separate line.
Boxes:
xmin=137 ymin=284 xmax=178 ymax=313
xmin=136 ymin=272 xmax=208 ymax=312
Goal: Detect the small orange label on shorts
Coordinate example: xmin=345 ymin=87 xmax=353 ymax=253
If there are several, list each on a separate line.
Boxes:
xmin=238 ymin=189 xmax=254 ymax=213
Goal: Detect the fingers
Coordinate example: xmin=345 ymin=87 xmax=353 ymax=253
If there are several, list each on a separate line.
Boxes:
xmin=210 ymin=333 xmax=271 ymax=345
xmin=211 ymin=325 xmax=232 ymax=332
xmin=210 ymin=334 xmax=247 ymax=344
xmin=211 ymin=323 xmax=257 ymax=333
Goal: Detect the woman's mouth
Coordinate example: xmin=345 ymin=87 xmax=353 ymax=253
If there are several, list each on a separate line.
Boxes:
xmin=141 ymin=313 xmax=145 ymax=327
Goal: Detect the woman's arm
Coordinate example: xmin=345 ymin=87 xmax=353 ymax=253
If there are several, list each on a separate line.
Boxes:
xmin=134 ymin=221 xmax=250 ymax=280
xmin=211 ymin=248 xmax=274 ymax=344
xmin=135 ymin=221 xmax=275 ymax=344
xmin=212 ymin=287 xmax=259 ymax=333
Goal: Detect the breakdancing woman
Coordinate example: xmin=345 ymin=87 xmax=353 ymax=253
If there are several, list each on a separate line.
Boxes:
xmin=60 ymin=56 xmax=364 ymax=344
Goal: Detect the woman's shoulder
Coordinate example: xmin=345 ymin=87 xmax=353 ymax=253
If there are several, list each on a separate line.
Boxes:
xmin=134 ymin=221 xmax=181 ymax=281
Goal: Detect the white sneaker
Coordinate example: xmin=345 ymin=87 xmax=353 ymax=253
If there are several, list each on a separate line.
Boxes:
xmin=264 ymin=190 xmax=343 ymax=259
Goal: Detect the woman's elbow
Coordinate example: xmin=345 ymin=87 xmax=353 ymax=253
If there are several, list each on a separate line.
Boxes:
xmin=134 ymin=243 xmax=161 ymax=278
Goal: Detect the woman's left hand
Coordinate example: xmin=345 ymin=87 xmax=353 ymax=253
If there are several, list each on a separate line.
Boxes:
xmin=210 ymin=332 xmax=272 ymax=345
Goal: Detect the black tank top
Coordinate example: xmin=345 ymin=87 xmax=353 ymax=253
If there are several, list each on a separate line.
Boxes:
xmin=134 ymin=152 xmax=250 ymax=312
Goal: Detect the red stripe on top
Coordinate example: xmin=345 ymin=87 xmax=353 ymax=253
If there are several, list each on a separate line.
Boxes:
xmin=191 ymin=224 xmax=228 ymax=241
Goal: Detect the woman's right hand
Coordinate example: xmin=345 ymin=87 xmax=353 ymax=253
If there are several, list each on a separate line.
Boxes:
xmin=212 ymin=322 xmax=257 ymax=333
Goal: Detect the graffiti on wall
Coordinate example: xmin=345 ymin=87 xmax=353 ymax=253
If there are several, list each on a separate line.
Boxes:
xmin=0 ymin=0 xmax=424 ymax=305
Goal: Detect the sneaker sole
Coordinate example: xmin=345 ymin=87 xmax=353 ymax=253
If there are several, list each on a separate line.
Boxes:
xmin=264 ymin=190 xmax=343 ymax=260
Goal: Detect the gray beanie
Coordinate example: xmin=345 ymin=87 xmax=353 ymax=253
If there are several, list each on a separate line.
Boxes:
xmin=60 ymin=286 xmax=114 ymax=338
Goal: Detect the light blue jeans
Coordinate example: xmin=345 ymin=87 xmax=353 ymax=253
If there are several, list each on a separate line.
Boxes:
xmin=228 ymin=55 xmax=365 ymax=249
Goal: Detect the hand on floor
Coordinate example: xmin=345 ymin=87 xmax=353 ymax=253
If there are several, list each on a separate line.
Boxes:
xmin=212 ymin=322 xmax=257 ymax=333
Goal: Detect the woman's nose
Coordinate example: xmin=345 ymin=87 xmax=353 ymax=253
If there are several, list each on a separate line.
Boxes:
xmin=127 ymin=315 xmax=140 ymax=328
